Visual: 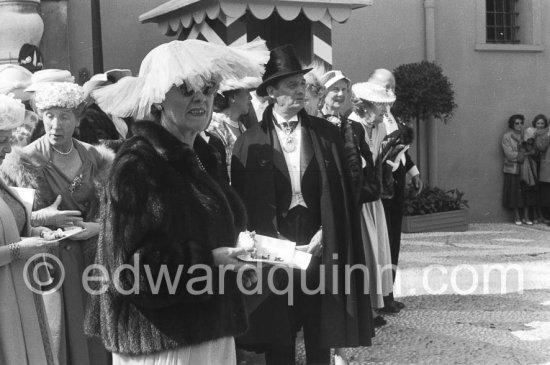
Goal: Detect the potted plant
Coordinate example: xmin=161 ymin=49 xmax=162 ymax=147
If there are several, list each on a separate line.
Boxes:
xmin=402 ymin=185 xmax=469 ymax=233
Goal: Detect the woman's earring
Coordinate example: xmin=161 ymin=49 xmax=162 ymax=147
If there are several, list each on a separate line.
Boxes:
xmin=154 ymin=103 xmax=163 ymax=111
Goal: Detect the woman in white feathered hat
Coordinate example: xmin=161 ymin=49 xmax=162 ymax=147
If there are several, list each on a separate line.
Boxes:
xmin=85 ymin=39 xmax=269 ymax=364
xmin=0 ymin=94 xmax=62 ymax=365
xmin=206 ymin=76 xmax=261 ymax=177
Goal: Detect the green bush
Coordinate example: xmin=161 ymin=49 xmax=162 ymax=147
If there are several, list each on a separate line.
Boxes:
xmin=403 ymin=185 xmax=469 ymax=216
xmin=392 ymin=61 xmax=457 ymax=123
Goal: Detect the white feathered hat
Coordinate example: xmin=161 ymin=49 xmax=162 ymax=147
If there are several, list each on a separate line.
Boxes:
xmin=92 ymin=38 xmax=269 ymax=119
xmin=0 ymin=94 xmax=26 ymax=130
xmin=0 ymin=65 xmax=33 ymax=101
xmin=83 ymin=69 xmax=133 ymax=97
xmin=219 ymin=76 xmax=262 ymax=93
xmin=304 ymin=60 xmax=327 ymax=96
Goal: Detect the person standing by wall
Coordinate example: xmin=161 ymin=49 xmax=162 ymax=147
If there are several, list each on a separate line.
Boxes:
xmin=534 ymin=114 xmax=550 ymax=224
xmin=502 ymin=114 xmax=531 ymax=224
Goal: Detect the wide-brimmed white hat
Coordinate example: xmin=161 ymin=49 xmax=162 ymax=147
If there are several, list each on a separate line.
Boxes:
xmin=83 ymin=69 xmax=133 ymax=96
xmin=352 ymin=81 xmax=396 ymax=104
xmin=92 ymin=38 xmax=269 ymax=119
xmin=25 ymin=69 xmax=75 ymax=93
xmin=0 ymin=94 xmax=26 ymax=130
xmin=321 ymin=70 xmax=351 ymax=89
xmin=219 ymin=76 xmax=262 ymax=93
xmin=0 ymin=65 xmax=33 ymax=101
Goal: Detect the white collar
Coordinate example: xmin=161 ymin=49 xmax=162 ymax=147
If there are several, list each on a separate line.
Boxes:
xmin=272 ymin=110 xmax=299 ymax=125
xmin=383 ymin=112 xmax=398 ymax=134
xmin=348 ymin=111 xmax=361 ymax=123
xmin=349 ymin=111 xmax=378 ymax=129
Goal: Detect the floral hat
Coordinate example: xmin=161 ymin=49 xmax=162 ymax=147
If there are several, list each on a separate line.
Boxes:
xmin=0 ymin=94 xmax=26 ymax=131
xmin=34 ymin=82 xmax=86 ymax=111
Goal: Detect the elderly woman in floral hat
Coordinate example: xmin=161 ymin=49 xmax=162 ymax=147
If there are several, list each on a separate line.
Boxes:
xmin=0 ymin=82 xmax=113 ymax=365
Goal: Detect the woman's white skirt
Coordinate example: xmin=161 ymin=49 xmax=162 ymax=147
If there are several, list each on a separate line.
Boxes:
xmin=360 ymin=199 xmax=394 ymax=309
xmin=112 ymin=337 xmax=236 ymax=365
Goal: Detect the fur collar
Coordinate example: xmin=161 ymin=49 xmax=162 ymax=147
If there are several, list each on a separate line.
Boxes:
xmin=131 ymin=120 xmax=223 ymax=180
xmin=0 ymin=137 xmax=115 ymax=210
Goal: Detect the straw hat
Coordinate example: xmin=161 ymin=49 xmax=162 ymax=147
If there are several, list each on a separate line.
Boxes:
xmin=351 ymin=81 xmax=396 ymax=104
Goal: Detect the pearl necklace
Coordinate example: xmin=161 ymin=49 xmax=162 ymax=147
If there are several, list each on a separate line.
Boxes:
xmin=196 ymin=155 xmax=206 ymax=171
xmin=51 ymin=142 xmax=74 ymax=156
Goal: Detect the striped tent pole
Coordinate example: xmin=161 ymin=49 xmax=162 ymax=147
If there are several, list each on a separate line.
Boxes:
xmin=179 ymin=14 xmax=247 ymax=46
xmin=311 ymin=19 xmax=332 ymax=69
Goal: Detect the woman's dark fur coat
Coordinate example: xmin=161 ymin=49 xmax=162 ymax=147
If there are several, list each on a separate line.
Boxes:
xmin=84 ymin=121 xmax=248 ymax=355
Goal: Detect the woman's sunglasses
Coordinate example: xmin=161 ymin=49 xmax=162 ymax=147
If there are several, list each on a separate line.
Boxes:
xmin=178 ymin=82 xmax=218 ymax=97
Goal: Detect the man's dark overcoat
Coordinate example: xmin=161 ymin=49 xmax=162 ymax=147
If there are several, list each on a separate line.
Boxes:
xmin=231 ymin=105 xmax=374 ymax=349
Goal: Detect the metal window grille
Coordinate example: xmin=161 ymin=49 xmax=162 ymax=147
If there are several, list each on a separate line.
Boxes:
xmin=486 ymin=0 xmax=520 ymax=43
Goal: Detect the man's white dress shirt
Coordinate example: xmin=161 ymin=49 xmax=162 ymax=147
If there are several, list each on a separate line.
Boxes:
xmin=272 ymin=110 xmax=307 ymax=210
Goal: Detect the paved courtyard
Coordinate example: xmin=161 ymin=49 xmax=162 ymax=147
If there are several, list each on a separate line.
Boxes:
xmin=240 ymin=223 xmax=550 ymax=364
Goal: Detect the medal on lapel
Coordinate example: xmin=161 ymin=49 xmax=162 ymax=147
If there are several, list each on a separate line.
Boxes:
xmin=283 ymin=135 xmax=297 ymax=153
xmin=280 ymin=121 xmax=298 ymax=153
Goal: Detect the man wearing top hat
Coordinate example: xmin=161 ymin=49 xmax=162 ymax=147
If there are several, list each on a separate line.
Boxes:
xmin=232 ymin=45 xmax=373 ymax=365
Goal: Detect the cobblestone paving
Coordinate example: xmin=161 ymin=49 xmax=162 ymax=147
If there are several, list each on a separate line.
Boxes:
xmin=240 ymin=224 xmax=550 ymax=364
xmin=334 ymin=290 xmax=550 ymax=365
xmin=399 ymin=223 xmax=550 ymax=269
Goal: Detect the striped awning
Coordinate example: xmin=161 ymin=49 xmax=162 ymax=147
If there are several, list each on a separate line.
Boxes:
xmin=140 ymin=0 xmax=372 ymax=35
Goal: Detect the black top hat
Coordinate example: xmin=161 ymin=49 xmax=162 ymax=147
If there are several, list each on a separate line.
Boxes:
xmin=256 ymin=44 xmax=312 ymax=97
